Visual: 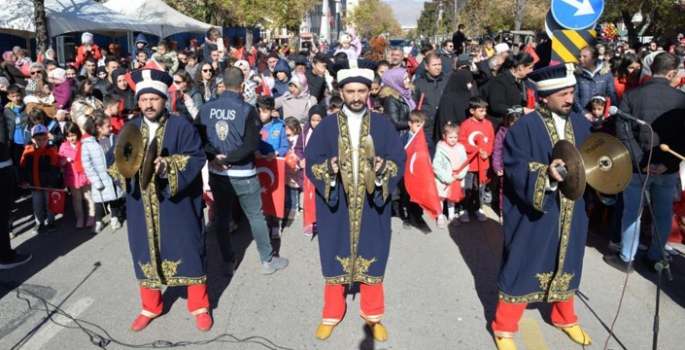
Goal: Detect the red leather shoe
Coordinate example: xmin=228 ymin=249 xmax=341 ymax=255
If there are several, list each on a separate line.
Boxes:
xmin=195 ymin=312 xmax=213 ymax=332
xmin=130 ymin=314 xmax=155 ymax=332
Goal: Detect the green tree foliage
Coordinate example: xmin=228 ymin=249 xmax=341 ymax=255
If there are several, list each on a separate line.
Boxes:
xmin=347 ymin=0 xmax=403 ymax=38
xmin=601 ymin=0 xmax=685 ymax=44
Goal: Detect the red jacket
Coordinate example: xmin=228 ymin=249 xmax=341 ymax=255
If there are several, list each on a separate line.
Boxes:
xmin=74 ymin=44 xmax=102 ymax=69
xmin=458 ymin=117 xmax=494 ymax=172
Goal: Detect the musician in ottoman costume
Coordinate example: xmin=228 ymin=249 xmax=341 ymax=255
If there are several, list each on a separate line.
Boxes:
xmin=112 ymin=69 xmax=211 ymax=332
xmin=305 ymin=59 xmax=406 ymax=342
xmin=492 ymin=63 xmax=593 ymax=350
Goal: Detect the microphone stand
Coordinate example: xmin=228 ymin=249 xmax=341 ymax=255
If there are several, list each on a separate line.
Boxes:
xmin=622 ymin=121 xmax=673 ymax=350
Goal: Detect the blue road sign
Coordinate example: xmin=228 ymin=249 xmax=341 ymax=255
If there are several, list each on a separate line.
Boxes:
xmin=551 ymin=0 xmax=604 ymax=30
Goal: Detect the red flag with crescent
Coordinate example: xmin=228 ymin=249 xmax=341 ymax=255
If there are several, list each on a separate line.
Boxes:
xmin=303 ymin=175 xmax=317 ymax=228
xmin=256 ymin=157 xmax=286 ymax=218
xmin=48 ymin=190 xmax=66 ymax=214
xmin=404 ymin=129 xmax=442 ymax=219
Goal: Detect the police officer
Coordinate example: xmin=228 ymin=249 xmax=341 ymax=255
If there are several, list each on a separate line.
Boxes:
xmin=198 ymin=67 xmax=288 ymax=276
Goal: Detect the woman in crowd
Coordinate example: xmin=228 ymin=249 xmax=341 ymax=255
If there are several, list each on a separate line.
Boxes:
xmin=70 ymin=76 xmax=104 ymax=131
xmin=614 ymin=53 xmax=641 ymax=102
xmin=195 ymin=62 xmax=218 ymax=103
xmin=379 ymin=68 xmax=413 ymax=136
xmin=172 ymin=69 xmax=203 ymax=122
xmin=274 ymin=72 xmax=318 ymax=122
xmin=486 ymin=52 xmax=536 ymax=127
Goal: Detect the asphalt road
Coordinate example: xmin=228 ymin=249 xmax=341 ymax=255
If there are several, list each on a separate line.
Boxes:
xmin=1 ymin=198 xmax=684 ymax=350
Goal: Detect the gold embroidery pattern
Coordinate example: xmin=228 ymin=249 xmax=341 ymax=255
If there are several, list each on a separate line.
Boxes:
xmin=536 ymin=107 xmax=559 ymax=147
xmin=498 ymin=290 xmax=576 ymax=303
xmin=529 ymin=162 xmax=549 ymax=212
xmin=310 ymin=160 xmax=332 ymax=202
xmin=536 ymin=272 xmax=554 ymax=291
xmin=167 ymin=154 xmax=190 ymax=197
xmin=107 ymin=163 xmax=128 ymax=193
xmin=379 ymin=160 xmax=399 ymax=202
xmin=161 ymin=259 xmax=182 ymax=278
xmin=336 ymin=255 xmax=377 ymax=274
xmin=336 ymin=110 xmax=372 ymax=285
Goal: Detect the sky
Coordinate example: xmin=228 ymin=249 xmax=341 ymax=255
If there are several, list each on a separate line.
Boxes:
xmin=383 ymin=0 xmax=425 ymax=27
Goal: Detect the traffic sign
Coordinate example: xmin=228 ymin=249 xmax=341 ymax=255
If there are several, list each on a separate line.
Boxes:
xmin=551 ymin=30 xmax=597 ymax=63
xmin=551 ymin=0 xmax=604 ymax=30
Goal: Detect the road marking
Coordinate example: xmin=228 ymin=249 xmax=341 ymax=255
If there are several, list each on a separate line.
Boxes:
xmin=21 ymin=297 xmax=94 ymax=350
xmin=520 ymin=316 xmax=549 ymax=350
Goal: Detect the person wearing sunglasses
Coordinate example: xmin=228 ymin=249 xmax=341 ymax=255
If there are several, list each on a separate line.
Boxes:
xmin=195 ymin=63 xmax=217 ymax=102
xmin=172 ymin=69 xmax=203 ymax=122
xmin=25 ymin=63 xmax=46 ymax=96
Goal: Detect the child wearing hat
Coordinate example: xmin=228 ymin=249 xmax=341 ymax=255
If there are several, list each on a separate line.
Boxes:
xmin=19 ymin=124 xmax=61 ymax=234
xmin=75 ymin=33 xmax=101 ymax=70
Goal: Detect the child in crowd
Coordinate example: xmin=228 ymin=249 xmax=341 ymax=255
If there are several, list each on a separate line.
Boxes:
xmin=284 ymin=116 xmax=302 ymax=219
xmin=15 ymin=49 xmax=32 ymax=75
xmin=102 ymin=93 xmax=125 ymax=135
xmin=295 ymin=105 xmax=327 ymax=236
xmin=81 ymin=112 xmax=126 ymax=234
xmin=327 ymin=96 xmax=343 ymax=115
xmin=400 ymin=110 xmax=434 ymax=231
xmin=59 ymin=122 xmax=94 ymax=229
xmin=48 ymin=68 xmax=73 ymax=113
xmin=586 ymin=94 xmax=611 ymax=132
xmin=256 ymin=96 xmax=290 ymax=239
xmin=433 ymin=123 xmax=468 ymax=228
xmin=25 ymin=108 xmax=63 ymax=149
xmin=458 ymin=97 xmax=494 ymax=222
xmin=19 ymin=124 xmax=60 ymax=233
xmin=3 ymin=85 xmax=27 ymax=169
xmin=492 ymin=106 xmax=522 ymax=221
xmin=370 ymin=75 xmax=383 ymax=113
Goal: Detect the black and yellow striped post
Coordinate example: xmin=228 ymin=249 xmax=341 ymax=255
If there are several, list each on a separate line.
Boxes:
xmin=551 ymin=30 xmax=597 ymax=63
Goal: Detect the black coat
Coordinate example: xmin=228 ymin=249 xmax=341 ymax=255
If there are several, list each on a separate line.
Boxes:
xmin=486 ymin=70 xmax=526 ymax=121
xmin=616 ymin=78 xmax=685 ymax=174
xmin=379 ymin=86 xmax=410 ymax=135
xmin=413 ymin=72 xmax=448 ymax=141
xmin=436 ymin=69 xmax=476 ymax=138
xmin=305 ymin=68 xmax=326 ymax=106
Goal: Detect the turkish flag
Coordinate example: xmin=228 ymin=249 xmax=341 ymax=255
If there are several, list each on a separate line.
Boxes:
xmin=255 ymin=74 xmax=271 ymax=96
xmin=303 ymin=175 xmax=316 ymax=228
xmin=404 ymin=129 xmax=442 ymax=220
xmin=48 ymin=190 xmax=66 ymax=214
xmin=444 ymin=175 xmax=465 ymax=203
xmin=256 ymin=157 xmax=286 ymax=218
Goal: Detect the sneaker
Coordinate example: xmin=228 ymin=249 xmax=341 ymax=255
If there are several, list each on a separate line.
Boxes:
xmin=271 ymin=227 xmax=281 ymax=239
xmin=32 ymin=224 xmax=43 ymax=235
xmin=304 ymin=224 xmax=314 ymax=237
xmin=664 ymin=244 xmax=680 ymax=256
xmin=76 ymin=219 xmax=84 ymax=229
xmin=93 ymin=221 xmax=104 ymax=234
xmin=603 ymin=254 xmax=634 ymax=273
xmin=607 ymin=241 xmax=622 ymax=253
xmin=436 ymin=215 xmax=446 ymax=229
xmin=262 ymin=256 xmax=289 ymax=275
xmin=402 ymin=219 xmax=412 ymax=230
xmin=475 ymin=209 xmax=487 ymax=222
xmin=0 ymin=253 xmax=33 ymax=270
xmin=638 ymin=244 xmax=648 ymax=252
xmin=85 ymin=217 xmax=95 ymax=227
xmin=46 ymin=223 xmax=57 ymax=232
xmin=111 ymin=218 xmax=122 ymax=232
xmin=458 ymin=211 xmax=470 ymax=223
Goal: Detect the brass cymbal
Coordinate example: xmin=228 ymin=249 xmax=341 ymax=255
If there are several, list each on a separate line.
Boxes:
xmin=114 ymin=124 xmax=143 ymax=178
xmin=141 ymin=138 xmax=158 ymax=191
xmin=580 ymin=133 xmax=631 ymax=195
xmin=552 ymin=140 xmax=586 ymax=200
xmin=363 ymin=134 xmax=376 ymax=195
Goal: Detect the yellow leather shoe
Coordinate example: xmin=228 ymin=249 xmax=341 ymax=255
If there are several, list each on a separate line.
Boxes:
xmin=315 ymin=323 xmax=336 ymax=340
xmin=558 ymin=325 xmax=592 ymax=345
xmin=366 ymin=322 xmax=388 ymax=342
xmin=494 ymin=336 xmax=517 ymax=350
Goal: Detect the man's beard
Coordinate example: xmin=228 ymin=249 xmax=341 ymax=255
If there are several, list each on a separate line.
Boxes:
xmin=548 ymin=104 xmax=572 ymax=117
xmin=144 ymin=107 xmax=165 ymax=121
xmin=345 ymin=101 xmax=367 ymax=113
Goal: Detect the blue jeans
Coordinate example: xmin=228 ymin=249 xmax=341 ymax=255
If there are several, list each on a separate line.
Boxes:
xmin=621 ymin=173 xmax=677 ymax=262
xmin=285 ymin=186 xmax=299 ymax=212
xmin=209 ymin=174 xmax=273 ymax=263
xmin=32 ymin=190 xmax=55 ymax=225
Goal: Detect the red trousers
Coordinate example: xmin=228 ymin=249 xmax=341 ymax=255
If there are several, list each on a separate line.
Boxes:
xmin=322 ymin=283 xmax=384 ymax=325
xmin=492 ymin=297 xmax=578 ymax=338
xmin=139 ymin=284 xmax=210 ymax=318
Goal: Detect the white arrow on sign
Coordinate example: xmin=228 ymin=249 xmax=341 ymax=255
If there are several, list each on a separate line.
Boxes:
xmin=561 ymin=0 xmax=595 ymax=16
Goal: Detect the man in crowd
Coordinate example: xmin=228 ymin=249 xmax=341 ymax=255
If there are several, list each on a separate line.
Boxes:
xmin=606 ymin=52 xmax=685 ymax=273
xmin=438 ymin=40 xmax=456 ymax=75
xmin=306 ymin=59 xmax=405 ymax=342
xmin=452 ymin=24 xmax=467 ymax=55
xmin=198 ymin=67 xmax=288 ymax=277
xmin=306 ymin=53 xmax=328 ymax=106
xmin=94 ymin=57 xmax=120 ymax=96
xmin=413 ymin=53 xmax=448 ymax=144
xmin=115 ymin=69 xmax=212 ymax=332
xmin=388 ymin=47 xmax=404 ymax=68
xmin=493 ymin=63 xmax=593 ymax=349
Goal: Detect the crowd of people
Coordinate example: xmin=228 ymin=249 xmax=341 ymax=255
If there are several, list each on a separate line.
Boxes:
xmin=1 ymin=23 xmax=685 ymax=349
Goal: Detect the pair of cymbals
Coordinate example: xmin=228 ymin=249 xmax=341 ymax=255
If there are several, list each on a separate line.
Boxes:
xmin=114 ymin=124 xmax=158 ymax=190
xmin=552 ymin=133 xmax=631 ymax=200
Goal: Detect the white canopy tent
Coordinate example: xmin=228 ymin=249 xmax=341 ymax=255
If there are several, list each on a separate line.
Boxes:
xmin=0 ymin=0 xmax=160 ymax=38
xmin=102 ymin=0 xmax=221 ymax=38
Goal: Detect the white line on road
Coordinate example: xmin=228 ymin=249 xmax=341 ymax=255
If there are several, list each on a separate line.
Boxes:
xmin=20 ymin=297 xmax=94 ymax=350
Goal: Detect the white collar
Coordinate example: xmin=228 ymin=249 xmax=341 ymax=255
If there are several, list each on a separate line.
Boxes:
xmin=342 ymin=105 xmax=367 ymax=119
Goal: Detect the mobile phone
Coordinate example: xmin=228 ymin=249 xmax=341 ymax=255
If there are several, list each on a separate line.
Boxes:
xmin=217 ymin=39 xmax=225 ymax=52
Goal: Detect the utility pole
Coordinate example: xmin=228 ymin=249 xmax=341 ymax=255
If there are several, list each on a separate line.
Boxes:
xmin=453 ymin=0 xmax=457 ymax=32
